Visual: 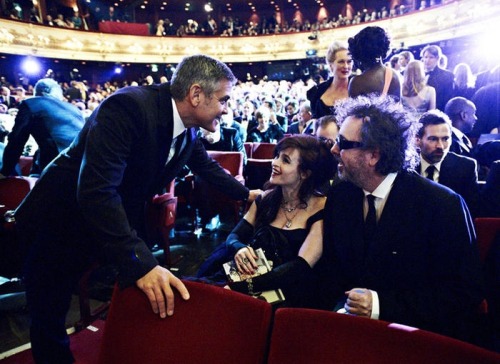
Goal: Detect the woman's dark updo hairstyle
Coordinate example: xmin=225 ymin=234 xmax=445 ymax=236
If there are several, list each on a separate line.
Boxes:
xmin=255 ymin=134 xmax=336 ymax=227
xmin=348 ymin=26 xmax=391 ymax=71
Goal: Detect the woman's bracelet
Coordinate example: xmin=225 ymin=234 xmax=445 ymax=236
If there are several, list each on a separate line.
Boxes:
xmin=246 ymin=277 xmax=254 ymax=295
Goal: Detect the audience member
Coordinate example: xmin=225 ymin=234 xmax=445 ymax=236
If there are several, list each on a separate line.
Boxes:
xmin=0 ymin=86 xmax=17 ymax=108
xmin=416 ymin=110 xmax=479 ymax=217
xmin=247 ymin=106 xmax=284 ymax=143
xmin=263 ymin=98 xmax=287 ymax=133
xmin=315 ymin=114 xmax=339 ymax=142
xmin=221 ymin=106 xmax=246 ymax=144
xmin=284 ymin=99 xmax=298 ymax=125
xmin=401 ymin=60 xmax=436 ymax=114
xmin=235 ymin=100 xmax=257 ymax=137
xmin=452 ymin=62 xmax=476 ymax=100
xmin=318 ymin=95 xmax=483 ymax=343
xmin=0 ymin=78 xmax=85 ymax=178
xmin=347 ymin=26 xmax=401 ymax=99
xmin=397 ymin=50 xmax=414 ymax=74
xmin=196 ymin=134 xmax=335 ymax=307
xmin=288 ymin=101 xmax=313 ymax=135
xmin=307 ymin=41 xmax=352 ymax=119
xmin=14 ymin=55 xmax=261 ymax=363
xmin=420 ymin=44 xmax=454 ymax=111
xmin=471 ymin=65 xmax=500 ymax=137
xmin=444 ymin=96 xmax=476 ymax=157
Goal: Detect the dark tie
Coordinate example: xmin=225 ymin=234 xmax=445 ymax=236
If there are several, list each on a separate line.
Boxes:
xmin=426 ymin=165 xmax=435 ymax=181
xmin=364 ymin=194 xmax=377 ymax=243
xmin=166 ymin=131 xmax=186 ymax=166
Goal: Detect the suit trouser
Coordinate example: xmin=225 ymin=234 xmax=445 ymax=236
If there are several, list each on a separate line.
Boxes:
xmin=23 ymin=228 xmax=93 ymax=364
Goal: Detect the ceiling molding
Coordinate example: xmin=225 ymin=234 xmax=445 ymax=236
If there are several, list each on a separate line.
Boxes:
xmin=0 ymin=0 xmax=496 ymax=64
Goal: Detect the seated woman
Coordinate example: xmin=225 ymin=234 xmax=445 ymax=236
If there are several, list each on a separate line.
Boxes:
xmin=402 ymin=60 xmax=436 ymax=114
xmin=247 ymin=106 xmax=284 ymax=143
xmin=347 ymin=26 xmax=401 ymax=100
xmin=195 ymin=134 xmax=336 ymax=307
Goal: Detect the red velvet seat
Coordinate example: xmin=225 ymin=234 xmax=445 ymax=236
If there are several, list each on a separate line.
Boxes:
xmin=245 ymin=143 xmax=275 ymax=190
xmin=196 ymin=150 xmax=246 ymax=225
xmin=98 ymin=281 xmax=272 ymax=364
xmin=475 ymin=218 xmax=500 ymax=263
xmin=146 ymin=180 xmax=179 ymax=266
xmin=267 ymin=308 xmax=500 ymax=364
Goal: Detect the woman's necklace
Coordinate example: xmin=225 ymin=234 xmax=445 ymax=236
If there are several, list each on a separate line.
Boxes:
xmin=280 ymin=200 xmax=299 ymax=213
xmin=282 ymin=207 xmax=301 ymax=229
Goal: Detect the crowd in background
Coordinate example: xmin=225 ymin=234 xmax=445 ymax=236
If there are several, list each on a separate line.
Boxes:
xmin=1 ymin=0 xmax=430 ymax=37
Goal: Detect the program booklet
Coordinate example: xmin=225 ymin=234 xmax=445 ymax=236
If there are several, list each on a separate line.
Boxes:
xmin=223 ymin=248 xmax=285 ymax=304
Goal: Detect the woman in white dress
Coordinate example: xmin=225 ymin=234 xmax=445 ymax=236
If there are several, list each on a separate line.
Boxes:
xmin=402 ymin=60 xmax=436 ymax=113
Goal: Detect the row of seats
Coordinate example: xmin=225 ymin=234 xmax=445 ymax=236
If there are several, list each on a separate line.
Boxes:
xmin=96 ymin=280 xmax=500 ymax=363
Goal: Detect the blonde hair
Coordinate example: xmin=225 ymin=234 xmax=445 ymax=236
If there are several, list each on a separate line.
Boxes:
xmin=402 ymin=60 xmax=426 ymax=97
xmin=325 ymin=41 xmax=348 ymax=65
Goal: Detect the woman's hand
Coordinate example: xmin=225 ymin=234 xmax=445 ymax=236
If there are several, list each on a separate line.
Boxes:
xmin=234 ymin=246 xmax=258 ymax=275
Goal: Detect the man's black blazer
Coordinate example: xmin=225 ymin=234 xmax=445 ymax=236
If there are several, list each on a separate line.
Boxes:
xmin=15 ymin=83 xmax=248 ymax=287
xmin=318 ymin=170 xmax=483 ymax=340
xmin=426 ymin=66 xmax=454 ymax=111
xmin=439 ymin=151 xmax=479 ymax=217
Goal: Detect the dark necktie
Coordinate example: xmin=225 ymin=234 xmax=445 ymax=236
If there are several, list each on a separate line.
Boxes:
xmin=426 ymin=165 xmax=435 ymax=181
xmin=166 ymin=131 xmax=186 ymax=166
xmin=364 ymin=194 xmax=377 ymax=243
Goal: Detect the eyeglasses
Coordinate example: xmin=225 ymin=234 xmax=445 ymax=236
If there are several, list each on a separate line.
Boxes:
xmin=213 ymin=94 xmax=230 ymax=106
xmin=335 ymin=135 xmax=364 ymax=150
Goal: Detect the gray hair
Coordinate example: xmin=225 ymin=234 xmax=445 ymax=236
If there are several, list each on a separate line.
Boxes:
xmin=34 ymin=78 xmax=63 ymax=99
xmin=170 ymin=54 xmax=237 ymax=100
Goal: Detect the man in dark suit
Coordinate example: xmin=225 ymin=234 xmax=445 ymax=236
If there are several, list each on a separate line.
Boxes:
xmin=444 ymin=97 xmax=476 ymax=157
xmin=318 ymin=95 xmax=483 ymax=342
xmin=416 ymin=110 xmax=479 ymax=217
xmin=14 ymin=55 xmax=261 ymax=363
xmin=0 ymin=78 xmax=85 ymax=177
xmin=421 ymin=44 xmax=454 ymax=111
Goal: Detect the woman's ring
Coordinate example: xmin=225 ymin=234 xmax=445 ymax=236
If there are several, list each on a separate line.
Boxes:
xmin=243 ymin=258 xmax=249 ymax=264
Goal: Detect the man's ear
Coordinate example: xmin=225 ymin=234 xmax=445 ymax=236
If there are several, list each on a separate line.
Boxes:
xmin=368 ymin=148 xmax=381 ymax=167
xmin=189 ymin=84 xmax=202 ymax=106
xmin=459 ymin=111 xmax=467 ymax=121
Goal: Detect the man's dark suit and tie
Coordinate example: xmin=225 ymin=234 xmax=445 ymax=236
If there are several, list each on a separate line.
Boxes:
xmin=0 ymin=78 xmax=85 ymax=177
xmin=14 ymin=55 xmax=261 ymax=363
xmin=318 ymin=96 xmax=483 ymax=343
xmin=444 ymin=97 xmax=477 ymax=157
xmin=421 ymin=45 xmax=454 ymax=111
xmin=417 ymin=110 xmax=479 ymax=217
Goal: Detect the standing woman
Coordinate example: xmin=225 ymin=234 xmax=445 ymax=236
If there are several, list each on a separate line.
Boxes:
xmin=347 ymin=26 xmax=401 ymax=100
xmin=402 ymin=60 xmax=436 ymax=114
xmin=307 ymin=41 xmax=353 ymax=119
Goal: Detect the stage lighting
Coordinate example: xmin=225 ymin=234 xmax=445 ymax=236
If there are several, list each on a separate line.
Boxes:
xmin=21 ymin=57 xmax=41 ymax=76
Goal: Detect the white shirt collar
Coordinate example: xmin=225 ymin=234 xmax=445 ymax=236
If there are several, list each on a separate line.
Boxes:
xmin=420 ymin=154 xmax=445 ymax=174
xmin=172 ymin=99 xmax=186 ymax=138
xmin=364 ymin=172 xmax=397 ymax=200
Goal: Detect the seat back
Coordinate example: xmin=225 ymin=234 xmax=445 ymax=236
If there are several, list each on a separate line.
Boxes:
xmin=98 ymin=281 xmax=272 ymax=364
xmin=475 ymin=218 xmax=500 ymax=263
xmin=0 ymin=176 xmax=37 ymax=212
xmin=244 ymin=142 xmax=253 ymax=158
xmin=267 ymin=308 xmax=500 ymax=364
xmin=18 ymin=156 xmax=33 ymax=176
xmin=207 ymin=150 xmax=244 ymax=179
xmin=250 ymin=142 xmax=276 ymax=159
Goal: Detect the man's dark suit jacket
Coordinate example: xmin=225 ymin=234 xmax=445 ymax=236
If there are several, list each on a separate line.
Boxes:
xmin=426 ymin=66 xmax=454 ymax=111
xmin=438 ymin=151 xmax=479 ymax=217
xmin=15 ymin=83 xmax=249 ymax=287
xmin=450 ymin=127 xmax=473 ymax=157
xmin=0 ymin=96 xmax=85 ymax=176
xmin=318 ymin=170 xmax=483 ymax=341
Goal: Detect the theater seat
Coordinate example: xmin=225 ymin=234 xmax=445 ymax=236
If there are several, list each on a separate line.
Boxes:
xmin=267 ymin=308 xmax=500 ymax=364
xmin=98 ymin=281 xmax=272 ymax=364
